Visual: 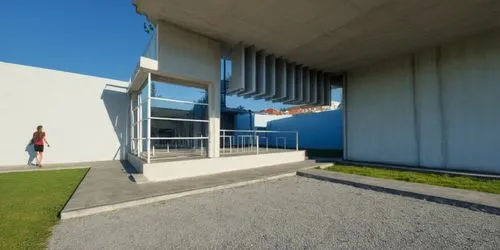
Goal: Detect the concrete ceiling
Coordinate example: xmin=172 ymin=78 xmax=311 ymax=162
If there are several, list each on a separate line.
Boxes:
xmin=134 ymin=0 xmax=500 ymax=72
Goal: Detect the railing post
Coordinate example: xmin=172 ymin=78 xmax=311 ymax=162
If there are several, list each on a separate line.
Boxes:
xmin=200 ymin=139 xmax=204 ymax=156
xmin=296 ymin=131 xmax=299 ymax=151
xmin=256 ymin=135 xmax=259 ymax=154
xmin=222 ymin=130 xmax=226 ymax=155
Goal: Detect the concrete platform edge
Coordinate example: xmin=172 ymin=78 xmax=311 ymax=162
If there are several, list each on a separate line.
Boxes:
xmin=296 ymin=169 xmax=500 ymax=216
xmin=60 ymin=172 xmax=296 ymax=220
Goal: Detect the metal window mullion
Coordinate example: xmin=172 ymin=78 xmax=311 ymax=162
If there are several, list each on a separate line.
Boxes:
xmin=129 ymin=93 xmax=133 ymax=154
xmin=147 ymin=73 xmax=152 ymax=164
xmin=137 ymin=90 xmax=142 ymax=156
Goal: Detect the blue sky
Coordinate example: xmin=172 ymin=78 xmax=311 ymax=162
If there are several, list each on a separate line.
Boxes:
xmin=0 ymin=0 xmax=341 ymax=111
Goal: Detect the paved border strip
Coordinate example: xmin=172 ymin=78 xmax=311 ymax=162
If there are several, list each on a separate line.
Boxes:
xmin=296 ymin=170 xmax=500 ymax=216
xmin=60 ymin=172 xmax=296 ymax=220
xmin=0 ymin=166 xmax=90 ymax=174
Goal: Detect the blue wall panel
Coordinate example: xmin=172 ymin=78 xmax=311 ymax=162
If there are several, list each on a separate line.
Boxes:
xmin=268 ymin=110 xmax=343 ymax=150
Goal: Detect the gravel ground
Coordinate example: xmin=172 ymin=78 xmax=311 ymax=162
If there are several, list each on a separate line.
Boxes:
xmin=49 ymin=176 xmax=500 ymax=249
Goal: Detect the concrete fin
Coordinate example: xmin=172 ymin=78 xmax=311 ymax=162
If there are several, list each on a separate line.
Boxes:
xmin=253 ymin=50 xmax=266 ymax=98
xmin=324 ymin=74 xmax=332 ymax=106
xmin=238 ymin=46 xmax=257 ymax=97
xmin=310 ymin=69 xmax=318 ymax=105
xmin=284 ymin=62 xmax=295 ymax=103
xmin=227 ymin=43 xmax=245 ymax=94
xmin=294 ymin=65 xmax=303 ymax=104
xmin=263 ymin=54 xmax=276 ymax=99
xmin=271 ymin=57 xmax=286 ymax=102
xmin=302 ymin=67 xmax=310 ymax=104
xmin=317 ymin=71 xmax=324 ymax=106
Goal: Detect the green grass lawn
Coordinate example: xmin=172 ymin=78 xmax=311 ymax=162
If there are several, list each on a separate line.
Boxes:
xmin=321 ymin=165 xmax=500 ymax=194
xmin=0 ymin=169 xmax=88 ymax=250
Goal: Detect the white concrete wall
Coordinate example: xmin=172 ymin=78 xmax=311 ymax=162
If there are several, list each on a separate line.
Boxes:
xmin=157 ymin=21 xmax=221 ymax=157
xmin=346 ymin=56 xmax=418 ymax=165
xmin=346 ymin=29 xmax=500 ymax=173
xmin=0 ymin=62 xmax=129 ymax=166
xmin=142 ymin=151 xmax=306 ymax=182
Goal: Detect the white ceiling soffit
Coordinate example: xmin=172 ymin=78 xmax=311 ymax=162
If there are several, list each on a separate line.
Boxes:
xmin=134 ymin=0 xmax=500 ymax=72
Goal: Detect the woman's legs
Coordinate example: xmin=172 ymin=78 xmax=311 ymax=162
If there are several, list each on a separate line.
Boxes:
xmin=38 ymin=152 xmax=44 ymax=167
xmin=35 ymin=151 xmax=40 ymax=166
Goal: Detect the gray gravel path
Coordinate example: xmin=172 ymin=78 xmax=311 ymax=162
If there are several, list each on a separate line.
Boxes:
xmin=49 ymin=176 xmax=500 ymax=249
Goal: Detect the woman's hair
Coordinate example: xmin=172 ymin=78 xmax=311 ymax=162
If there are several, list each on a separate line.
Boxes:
xmin=36 ymin=125 xmax=43 ymax=140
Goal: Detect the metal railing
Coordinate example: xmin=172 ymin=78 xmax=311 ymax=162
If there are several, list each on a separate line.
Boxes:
xmin=131 ymin=137 xmax=208 ymax=161
xmin=220 ymin=129 xmax=299 ymax=156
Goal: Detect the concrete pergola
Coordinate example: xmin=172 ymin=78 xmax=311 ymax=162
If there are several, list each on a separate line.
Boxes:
xmin=131 ymin=0 xmax=500 ymax=176
xmin=133 ymin=0 xmax=500 ymax=72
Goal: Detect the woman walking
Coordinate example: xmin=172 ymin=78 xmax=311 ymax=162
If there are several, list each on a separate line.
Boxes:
xmin=33 ymin=125 xmax=50 ymax=168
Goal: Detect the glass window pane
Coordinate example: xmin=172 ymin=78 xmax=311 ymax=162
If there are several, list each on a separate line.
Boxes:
xmin=151 ymin=81 xmax=207 ymax=103
xmin=140 ymin=83 xmax=148 ymax=104
xmin=141 ymin=103 xmax=148 ymax=121
xmin=151 ymin=99 xmax=208 ymax=120
xmin=151 ymin=120 xmax=208 ymax=138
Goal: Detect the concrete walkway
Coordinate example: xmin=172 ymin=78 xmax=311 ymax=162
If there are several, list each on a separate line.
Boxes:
xmin=61 ymin=160 xmax=325 ymax=219
xmin=297 ymin=169 xmax=500 ymax=215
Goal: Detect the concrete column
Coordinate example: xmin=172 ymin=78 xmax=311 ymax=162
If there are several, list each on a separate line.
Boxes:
xmin=209 ymin=70 xmax=221 ymax=158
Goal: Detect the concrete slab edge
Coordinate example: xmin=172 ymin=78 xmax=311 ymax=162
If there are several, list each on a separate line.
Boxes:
xmin=60 ymin=172 xmax=297 ymax=220
xmin=296 ymin=170 xmax=500 ymax=216
xmin=0 ymin=165 xmax=90 ymax=174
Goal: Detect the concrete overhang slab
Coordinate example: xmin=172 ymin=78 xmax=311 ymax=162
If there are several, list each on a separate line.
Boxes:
xmin=134 ymin=0 xmax=500 ymax=72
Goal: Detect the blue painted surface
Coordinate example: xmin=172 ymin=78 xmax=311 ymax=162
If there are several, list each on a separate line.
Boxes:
xmin=235 ymin=113 xmax=253 ymax=130
xmin=234 ymin=110 xmax=343 ymax=150
xmin=268 ymin=110 xmax=343 ymax=150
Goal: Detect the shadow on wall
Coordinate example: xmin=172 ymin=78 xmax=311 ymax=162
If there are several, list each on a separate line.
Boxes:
xmin=101 ymin=84 xmax=129 ymax=160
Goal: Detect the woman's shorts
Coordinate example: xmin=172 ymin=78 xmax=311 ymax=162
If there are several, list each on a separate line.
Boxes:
xmin=34 ymin=145 xmax=44 ymax=152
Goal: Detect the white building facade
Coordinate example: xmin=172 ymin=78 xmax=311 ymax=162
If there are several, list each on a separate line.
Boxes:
xmin=133 ymin=0 xmax=500 ymax=174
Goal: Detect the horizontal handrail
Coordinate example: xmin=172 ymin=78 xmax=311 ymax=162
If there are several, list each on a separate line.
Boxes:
xmin=131 ymin=137 xmax=208 ymax=140
xmin=150 ymin=96 xmax=208 ymax=106
xmin=150 ymin=117 xmax=209 ymax=123
xmin=220 ymin=129 xmax=298 ymax=134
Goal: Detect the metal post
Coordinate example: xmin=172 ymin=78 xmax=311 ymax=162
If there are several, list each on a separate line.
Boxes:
xmin=147 ymin=73 xmax=152 ymax=164
xmin=222 ymin=130 xmax=226 ymax=154
xmin=256 ymin=135 xmax=259 ymax=154
xmin=200 ymin=139 xmax=204 ymax=156
xmin=295 ymin=131 xmax=299 ymax=151
xmin=229 ymin=136 xmax=232 ymax=153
